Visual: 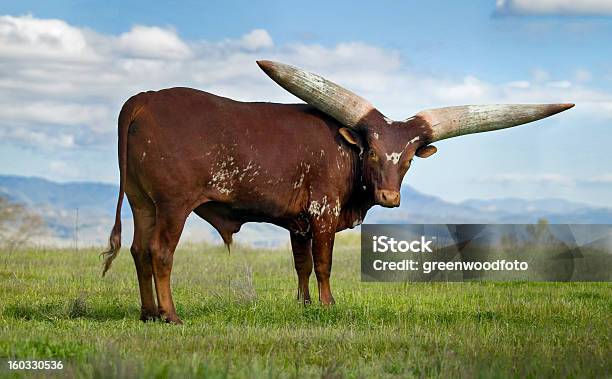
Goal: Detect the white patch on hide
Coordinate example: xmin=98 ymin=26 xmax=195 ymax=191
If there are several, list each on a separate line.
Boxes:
xmin=330 ymin=198 xmax=341 ymax=217
xmin=208 ymin=154 xmax=242 ymax=195
xmin=404 ymin=136 xmax=420 ymax=149
xmin=308 ymin=201 xmax=323 ymax=218
xmin=308 ymin=196 xmax=331 ymax=219
xmin=386 ymin=152 xmax=402 ymax=164
xmin=294 ymin=173 xmax=305 ymax=189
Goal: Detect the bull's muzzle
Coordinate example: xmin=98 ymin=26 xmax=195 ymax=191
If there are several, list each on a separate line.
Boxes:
xmin=375 ymin=190 xmax=400 ymax=208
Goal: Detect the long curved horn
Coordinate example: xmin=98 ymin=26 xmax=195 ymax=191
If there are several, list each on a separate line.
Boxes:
xmin=417 ymin=104 xmax=574 ymax=142
xmin=257 ymin=60 xmax=374 ymax=128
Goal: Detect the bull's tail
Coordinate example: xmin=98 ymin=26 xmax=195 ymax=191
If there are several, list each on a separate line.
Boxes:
xmin=101 ymin=98 xmax=139 ymax=276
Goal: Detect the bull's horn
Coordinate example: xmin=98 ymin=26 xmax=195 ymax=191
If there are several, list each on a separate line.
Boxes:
xmin=417 ymin=104 xmax=574 ymax=142
xmin=257 ymin=60 xmax=374 ymax=128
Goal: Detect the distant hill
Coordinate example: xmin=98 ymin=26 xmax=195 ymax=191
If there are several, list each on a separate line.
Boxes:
xmin=460 ymin=198 xmax=612 ymax=224
xmin=0 ymin=175 xmax=120 ymax=218
xmin=0 ymin=175 xmax=123 ymax=242
xmin=368 ymin=186 xmax=612 ymax=224
xmin=368 ymin=186 xmax=489 ymax=224
xmin=1 ymin=175 xmax=612 ymax=247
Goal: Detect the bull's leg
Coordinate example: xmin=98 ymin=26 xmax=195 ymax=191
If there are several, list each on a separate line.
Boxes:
xmin=311 ymin=227 xmax=336 ymax=306
xmin=149 ymin=206 xmax=188 ymax=324
xmin=290 ymin=232 xmax=313 ymax=304
xmin=129 ymin=203 xmax=158 ymax=321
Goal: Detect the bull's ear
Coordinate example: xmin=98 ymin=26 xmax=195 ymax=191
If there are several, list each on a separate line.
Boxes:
xmin=339 ymin=128 xmax=362 ymax=148
xmin=416 ymin=145 xmax=437 ymax=158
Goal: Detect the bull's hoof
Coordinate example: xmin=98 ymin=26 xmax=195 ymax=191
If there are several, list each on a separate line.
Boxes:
xmin=161 ymin=313 xmax=183 ymax=325
xmin=320 ymin=296 xmax=335 ymax=306
xmin=297 ymin=298 xmax=311 ymax=306
xmin=297 ymin=287 xmax=311 ymax=305
xmin=297 ymin=294 xmax=312 ymax=306
xmin=140 ymin=309 xmax=160 ymax=322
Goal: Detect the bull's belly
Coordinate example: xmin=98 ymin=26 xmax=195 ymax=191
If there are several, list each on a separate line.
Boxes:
xmin=193 ymin=200 xmax=310 ymax=242
xmin=193 ymin=198 xmax=364 ymax=243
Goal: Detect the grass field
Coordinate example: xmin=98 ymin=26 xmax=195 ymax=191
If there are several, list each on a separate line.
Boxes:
xmin=0 ymin=234 xmax=610 ymax=378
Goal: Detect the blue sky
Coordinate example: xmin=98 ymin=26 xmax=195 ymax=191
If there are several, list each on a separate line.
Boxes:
xmin=1 ymin=0 xmax=611 ymax=206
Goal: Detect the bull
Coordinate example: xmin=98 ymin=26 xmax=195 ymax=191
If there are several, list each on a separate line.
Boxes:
xmin=101 ymin=60 xmax=573 ymax=323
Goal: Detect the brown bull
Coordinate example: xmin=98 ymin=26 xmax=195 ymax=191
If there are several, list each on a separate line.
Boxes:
xmin=102 ymin=60 xmax=573 ymax=323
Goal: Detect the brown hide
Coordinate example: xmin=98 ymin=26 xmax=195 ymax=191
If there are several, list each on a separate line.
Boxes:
xmin=125 ymin=88 xmax=370 ymax=235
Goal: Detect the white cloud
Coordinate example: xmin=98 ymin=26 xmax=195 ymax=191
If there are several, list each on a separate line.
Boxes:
xmin=547 ymin=80 xmax=572 ymax=88
xmin=0 ymin=101 xmax=110 ymax=127
xmin=495 ymin=0 xmax=612 ymax=16
xmin=0 ymin=14 xmax=611 ymax=153
xmin=0 ymin=128 xmax=75 ymax=149
xmin=532 ymin=69 xmax=550 ymax=82
xmin=117 ymin=25 xmax=192 ymax=59
xmin=433 ymin=76 xmax=491 ymax=102
xmin=239 ymin=29 xmax=274 ymax=50
xmin=506 ymin=80 xmax=531 ymax=89
xmin=0 ymin=14 xmax=97 ymax=61
xmin=575 ymin=69 xmax=592 ymax=82
xmin=49 ymin=160 xmax=79 ymax=179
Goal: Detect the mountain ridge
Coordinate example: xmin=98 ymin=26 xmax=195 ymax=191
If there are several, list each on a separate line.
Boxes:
xmin=1 ymin=175 xmax=611 ymax=246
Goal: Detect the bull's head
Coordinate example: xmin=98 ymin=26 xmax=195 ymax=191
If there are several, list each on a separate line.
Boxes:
xmin=257 ymin=60 xmax=573 ymax=208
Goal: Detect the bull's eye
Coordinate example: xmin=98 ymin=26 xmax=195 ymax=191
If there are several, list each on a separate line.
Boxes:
xmin=368 ymin=151 xmax=378 ymax=161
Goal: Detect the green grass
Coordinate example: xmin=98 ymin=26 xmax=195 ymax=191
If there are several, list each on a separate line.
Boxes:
xmin=0 ymin=234 xmax=610 ymax=378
